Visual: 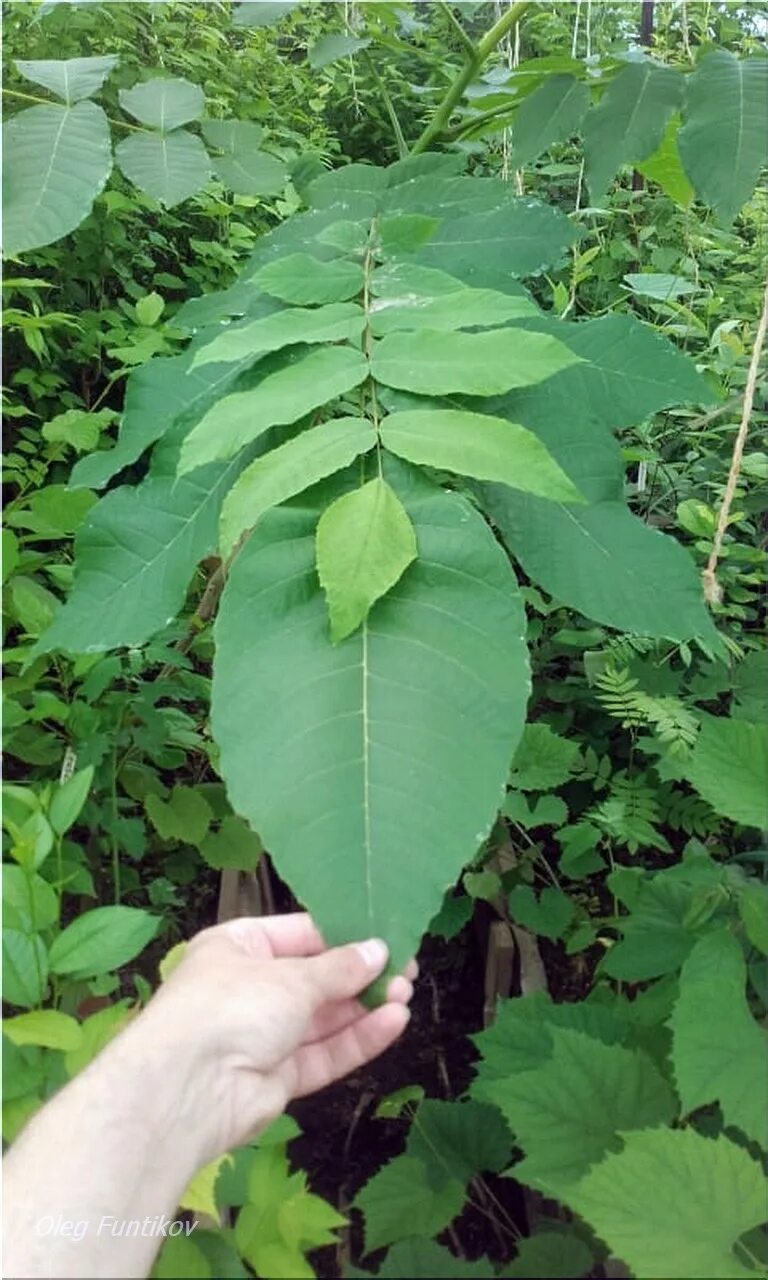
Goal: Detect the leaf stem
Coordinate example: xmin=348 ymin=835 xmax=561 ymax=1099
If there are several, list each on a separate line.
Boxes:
xmin=2 ymin=86 xmax=147 ymax=132
xmin=411 ymin=0 xmax=535 ymax=154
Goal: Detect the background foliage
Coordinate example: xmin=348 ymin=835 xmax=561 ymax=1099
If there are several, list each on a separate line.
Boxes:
xmin=3 ymin=3 xmax=767 ymax=1279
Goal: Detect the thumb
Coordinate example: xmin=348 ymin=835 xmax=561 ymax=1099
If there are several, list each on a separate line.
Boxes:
xmin=305 ymin=938 xmax=389 ymax=1002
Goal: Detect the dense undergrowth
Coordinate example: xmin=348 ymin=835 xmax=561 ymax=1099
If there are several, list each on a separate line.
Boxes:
xmin=3 ymin=3 xmax=767 ymax=1278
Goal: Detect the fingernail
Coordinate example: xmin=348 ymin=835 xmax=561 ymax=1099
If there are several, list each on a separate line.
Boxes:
xmin=356 ymin=938 xmax=388 ymax=970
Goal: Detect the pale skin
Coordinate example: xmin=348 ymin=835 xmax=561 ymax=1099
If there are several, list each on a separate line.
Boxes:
xmin=2 ymin=914 xmax=415 ymax=1279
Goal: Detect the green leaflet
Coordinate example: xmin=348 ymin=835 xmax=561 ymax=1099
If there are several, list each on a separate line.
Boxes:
xmin=115 ymin=129 xmax=212 ymax=207
xmin=409 ymin=199 xmax=578 ymax=287
xmin=316 ymin=477 xmax=417 ymax=643
xmin=202 ymin=119 xmax=285 ymax=195
xmin=511 ymin=74 xmax=590 ymax=168
xmin=683 ymin=714 xmax=768 ymax=830
xmin=380 ymin=410 xmax=584 ymax=503
xmin=671 ymin=929 xmax=768 ymax=1147
xmin=476 ymin=1025 xmax=676 ymax=1197
xmin=356 ymin=1157 xmax=465 ymax=1253
xmin=15 ymin=55 xmax=118 ymax=104
xmin=212 ymin=462 xmax=530 ymax=971
xmin=118 ymin=77 xmax=204 ymax=130
xmin=636 ymin=114 xmax=694 ymax=207
xmin=48 ymin=905 xmax=159 ymax=978
xmin=678 ymin=51 xmax=768 ymax=223
xmin=584 ymin=61 xmax=684 ymax=202
xmin=220 ymin=417 xmax=375 ymax=556
xmin=564 ymin=1129 xmax=766 ymax=1280
xmin=371 ymin=328 xmax=582 ymax=397
xmin=255 ymin=253 xmax=365 ymax=305
xmin=369 ymin=287 xmax=536 ymax=335
xmin=190 ymin=302 xmax=364 ymax=369
xmin=3 ymin=102 xmax=112 ymax=255
xmin=179 ymin=344 xmax=368 ymax=473
xmin=34 ymin=455 xmax=246 ymax=655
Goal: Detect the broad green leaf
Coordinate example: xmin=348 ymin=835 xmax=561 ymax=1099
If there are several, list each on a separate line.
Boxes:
xmin=202 ymin=119 xmax=285 ymax=193
xmin=49 ymin=764 xmax=93 ymax=835
xmin=42 ymin=407 xmax=115 ymax=453
xmin=678 ymin=51 xmax=768 ymax=222
xmin=3 ymin=102 xmax=112 ymax=254
xmin=602 ymin=859 xmax=721 ymax=981
xmin=508 ymin=885 xmax=574 ymax=940
xmin=35 ymin=456 xmax=246 ymax=655
xmin=145 ymin=786 xmax=213 ymax=846
xmin=565 ymin=1129 xmax=766 ymax=1280
xmin=509 ymin=722 xmax=580 ymax=790
xmin=135 ymin=291 xmax=164 ymax=326
xmin=511 ymin=74 xmax=590 ymax=167
xmin=64 ymin=1001 xmax=132 ymax=1075
xmin=115 ymin=129 xmax=212 ymax=207
xmin=739 ymin=882 xmax=768 ymax=956
xmin=371 ymin=262 xmax=471 ymax=301
xmin=6 ymin=485 xmax=96 ymax=538
xmin=212 ymin=462 xmax=530 ymax=971
xmin=2 ymin=932 xmax=48 ymax=1009
xmin=371 ymin=329 xmax=581 ymax=396
xmin=411 ymin=199 xmax=578 ymax=287
xmin=378 ymin=214 xmax=439 ymax=255
xmin=407 ymin=1099 xmax=511 ymax=1186
xmin=191 ymin=303 xmax=364 ymax=369
xmin=348 ymin=1240 xmax=493 ymax=1279
xmin=154 ymin=1235 xmax=212 ymax=1280
xmin=671 ymin=929 xmax=768 ymax=1146
xmin=232 ymin=1 xmax=298 ymax=25
xmin=356 ymin=1156 xmax=465 ymax=1252
xmin=369 ymin=287 xmax=536 ymax=335
xmin=219 ymin=416 xmax=374 ymax=555
xmin=504 ymin=792 xmax=568 ymax=829
xmin=584 ymin=61 xmax=684 ymax=202
xmin=684 ymin=715 xmax=768 ymax=830
xmin=9 ymin=578 xmax=59 ymax=637
xmin=70 ymin=347 xmax=250 ymax=489
xmin=256 ymin=253 xmax=364 ymax=305
xmin=636 ymin=113 xmax=694 ymax=207
xmin=380 ymin=410 xmax=584 ymax=503
xmin=15 ymin=55 xmax=118 ymax=104
xmin=479 ymin=1026 xmax=676 ymax=1196
xmin=2 ymin=867 xmax=59 ymax=932
xmin=2 ymin=1010 xmax=82 ymax=1052
xmin=316 ymin=477 xmax=417 ymax=643
xmin=179 ymin=1154 xmax=229 ymax=1221
xmin=48 ymin=905 xmax=159 ymax=977
xmin=385 ymin=153 xmax=466 ymax=187
xmin=507 ymin=1231 xmax=593 ymax=1280
xmin=308 ymin=162 xmax=388 ymax=213
xmin=179 ymin=345 xmax=368 ymax=473
xmin=308 ymin=33 xmax=371 ymax=70
xmin=428 ymin=893 xmax=472 ymax=940
xmin=200 ymin=815 xmax=263 ymax=871
xmin=119 ymin=77 xmax=204 ymax=130
xmin=624 ymin=272 xmax=697 ymax=300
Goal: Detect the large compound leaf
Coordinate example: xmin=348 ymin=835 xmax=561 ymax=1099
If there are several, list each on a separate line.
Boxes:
xmin=115 ymin=129 xmax=212 ymax=207
xmin=191 ymin=302 xmax=363 ymax=369
xmin=179 ymin=345 xmax=368 ymax=473
xmin=511 ymin=74 xmax=590 ymax=167
xmin=678 ymin=51 xmax=768 ymax=222
xmin=380 ymin=410 xmax=584 ymax=503
xmin=565 ymin=1129 xmax=766 ymax=1280
xmin=3 ymin=102 xmax=112 ymax=254
xmin=316 ymin=478 xmax=417 ymax=643
xmin=220 ymin=417 xmax=374 ymax=555
xmin=584 ymin=61 xmax=684 ymax=202
xmin=35 ymin=454 xmax=246 ymax=655
xmin=671 ymin=929 xmax=768 ymax=1147
xmin=476 ymin=1026 xmax=676 ymax=1197
xmin=119 ymin=77 xmax=204 ymax=130
xmin=371 ymin=329 xmax=581 ymax=396
xmin=212 ymin=462 xmax=530 ymax=970
xmin=15 ymin=55 xmax=118 ymax=103
xmin=683 ymin=714 xmax=768 ymax=829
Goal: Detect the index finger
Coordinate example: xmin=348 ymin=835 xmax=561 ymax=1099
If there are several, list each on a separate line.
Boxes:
xmin=216 ymin=912 xmax=327 ymax=958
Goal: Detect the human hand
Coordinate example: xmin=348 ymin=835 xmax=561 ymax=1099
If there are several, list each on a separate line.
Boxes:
xmin=127 ymin=914 xmax=415 ymax=1163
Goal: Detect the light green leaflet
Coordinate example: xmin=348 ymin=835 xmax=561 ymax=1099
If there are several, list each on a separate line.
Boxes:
xmin=371 ymin=261 xmax=469 ymax=300
xmin=114 ymin=130 xmax=212 ymax=208
xmin=190 ymin=302 xmax=364 ymax=369
xmin=179 ymin=345 xmax=368 ymax=473
xmin=316 ymin=478 xmax=417 ymax=643
xmin=256 ymin=253 xmax=365 ymax=304
xmin=380 ymin=410 xmax=584 ymax=503
xmin=368 ymin=287 xmax=536 ymax=335
xmin=219 ymin=416 xmax=375 ymax=555
xmin=371 ymin=329 xmax=582 ymax=396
